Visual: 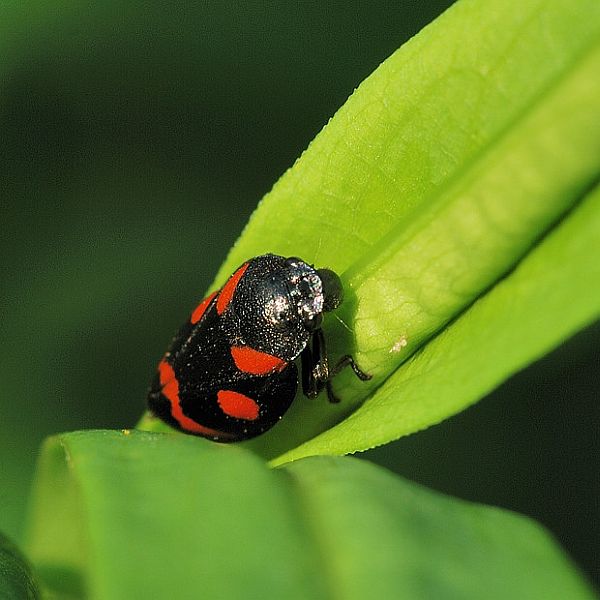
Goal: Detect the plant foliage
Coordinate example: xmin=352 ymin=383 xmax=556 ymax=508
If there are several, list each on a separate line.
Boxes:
xmin=22 ymin=0 xmax=600 ymax=597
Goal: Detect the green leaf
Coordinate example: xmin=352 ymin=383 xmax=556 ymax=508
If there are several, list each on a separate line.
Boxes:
xmin=170 ymin=0 xmax=600 ymax=459
xmin=273 ymin=180 xmax=600 ymax=464
xmin=26 ymin=430 xmax=595 ymax=600
xmin=0 ymin=531 xmax=40 ymax=600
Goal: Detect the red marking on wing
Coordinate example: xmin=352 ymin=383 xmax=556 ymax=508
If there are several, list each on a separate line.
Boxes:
xmin=230 ymin=345 xmax=287 ymax=376
xmin=190 ymin=291 xmax=217 ymax=325
xmin=158 ymin=360 xmax=233 ymax=439
xmin=217 ymin=389 xmax=260 ymax=421
xmin=216 ymin=262 xmax=249 ymax=315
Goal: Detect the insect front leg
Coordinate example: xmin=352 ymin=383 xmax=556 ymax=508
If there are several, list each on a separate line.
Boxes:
xmin=301 ymin=328 xmax=373 ymax=404
xmin=300 ymin=328 xmax=332 ymax=400
xmin=330 ymin=354 xmax=372 ymax=381
xmin=324 ymin=353 xmax=372 ymax=404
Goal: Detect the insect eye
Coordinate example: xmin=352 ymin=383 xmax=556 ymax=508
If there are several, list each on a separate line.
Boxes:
xmin=317 ymin=268 xmax=343 ymax=311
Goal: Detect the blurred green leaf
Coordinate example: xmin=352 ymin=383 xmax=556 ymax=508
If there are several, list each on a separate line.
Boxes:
xmin=185 ymin=0 xmax=600 ymax=458
xmin=26 ymin=430 xmax=594 ymax=600
xmin=0 ymin=531 xmax=40 ymax=600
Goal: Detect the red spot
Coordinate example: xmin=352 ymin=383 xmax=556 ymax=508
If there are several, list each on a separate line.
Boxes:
xmin=216 ymin=262 xmax=249 ymax=315
xmin=230 ymin=345 xmax=287 ymax=375
xmin=158 ymin=360 xmax=233 ymax=439
xmin=190 ymin=291 xmax=217 ymax=324
xmin=217 ymin=390 xmax=260 ymax=421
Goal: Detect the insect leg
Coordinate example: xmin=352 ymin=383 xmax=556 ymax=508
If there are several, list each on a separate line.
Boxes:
xmin=325 ymin=353 xmax=372 ymax=404
xmin=300 ymin=328 xmax=331 ymax=400
xmin=330 ymin=354 xmax=372 ymax=381
xmin=303 ymin=330 xmax=372 ymax=404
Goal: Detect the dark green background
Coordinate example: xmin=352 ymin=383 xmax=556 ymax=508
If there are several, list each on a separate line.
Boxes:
xmin=1 ymin=0 xmax=597 ymax=587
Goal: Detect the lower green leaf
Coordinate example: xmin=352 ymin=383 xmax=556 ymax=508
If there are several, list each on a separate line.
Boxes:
xmin=0 ymin=531 xmax=40 ymax=600
xmin=26 ymin=430 xmax=594 ymax=600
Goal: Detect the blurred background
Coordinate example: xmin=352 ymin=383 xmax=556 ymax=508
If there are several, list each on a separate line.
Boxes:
xmin=1 ymin=0 xmax=597 ymax=587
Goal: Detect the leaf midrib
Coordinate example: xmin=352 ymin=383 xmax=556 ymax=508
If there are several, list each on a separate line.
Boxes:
xmin=337 ymin=29 xmax=600 ymax=400
xmin=345 ymin=27 xmax=600 ymax=286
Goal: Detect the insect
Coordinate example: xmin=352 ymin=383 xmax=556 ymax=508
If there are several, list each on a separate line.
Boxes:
xmin=147 ymin=254 xmax=371 ymax=442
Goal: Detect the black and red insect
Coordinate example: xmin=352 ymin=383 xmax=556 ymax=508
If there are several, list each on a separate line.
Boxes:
xmin=148 ymin=254 xmax=370 ymax=442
